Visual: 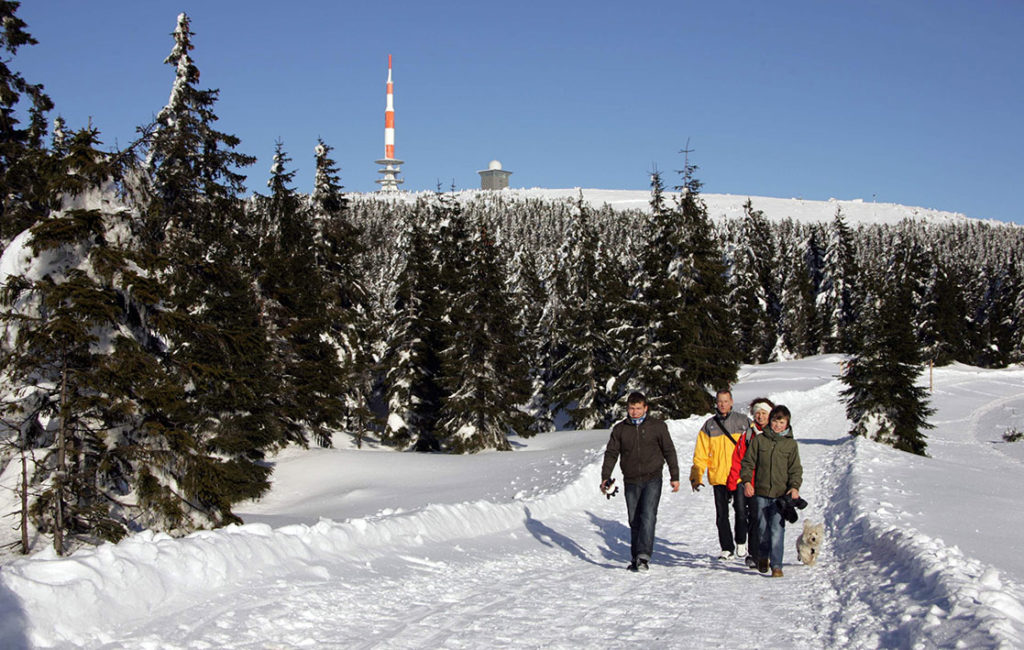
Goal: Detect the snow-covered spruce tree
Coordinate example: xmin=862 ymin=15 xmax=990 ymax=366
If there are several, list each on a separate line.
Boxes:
xmin=505 ymin=246 xmax=555 ymax=434
xmin=309 ymin=138 xmax=374 ymax=445
xmin=0 ymin=1 xmax=54 ymax=245
xmin=0 ymin=126 xmax=187 ymax=553
xmin=775 ymin=233 xmax=820 ymax=359
xmin=974 ymin=260 xmax=1021 ymax=367
xmin=840 ymin=248 xmax=933 ymax=456
xmin=627 ymin=162 xmax=740 ymax=418
xmin=140 ymin=13 xmax=276 ymax=525
xmin=435 ymin=217 xmax=531 ymax=452
xmin=548 ymin=194 xmax=621 ymax=429
xmin=252 ymin=141 xmax=348 ymax=447
xmin=917 ymin=255 xmax=970 ymax=365
xmin=817 ymin=207 xmax=860 ymax=353
xmin=381 ymin=201 xmax=447 ymax=450
xmin=728 ymin=199 xmax=779 ymax=363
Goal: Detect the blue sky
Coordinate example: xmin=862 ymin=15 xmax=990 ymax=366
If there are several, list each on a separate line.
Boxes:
xmin=14 ymin=1 xmax=1024 ymax=223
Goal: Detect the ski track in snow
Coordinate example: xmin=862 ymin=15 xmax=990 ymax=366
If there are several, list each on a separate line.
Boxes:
xmin=4 ymin=359 xmax=1024 ymax=648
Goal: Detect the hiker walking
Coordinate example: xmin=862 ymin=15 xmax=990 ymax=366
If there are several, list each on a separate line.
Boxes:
xmin=690 ymin=388 xmax=751 ymax=559
xmin=600 ymin=392 xmax=680 ymax=572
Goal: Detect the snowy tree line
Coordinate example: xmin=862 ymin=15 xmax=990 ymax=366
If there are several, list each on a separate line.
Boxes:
xmin=0 ymin=6 xmax=1019 ymax=552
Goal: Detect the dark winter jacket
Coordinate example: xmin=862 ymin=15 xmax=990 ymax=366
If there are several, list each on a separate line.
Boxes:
xmin=739 ymin=426 xmax=802 ymax=498
xmin=602 ymin=416 xmax=680 ymax=486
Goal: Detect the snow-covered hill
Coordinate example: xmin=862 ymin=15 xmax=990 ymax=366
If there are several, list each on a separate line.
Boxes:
xmin=2 ymin=356 xmax=1024 ymax=648
xmin=366 ymin=187 xmax=999 ymax=227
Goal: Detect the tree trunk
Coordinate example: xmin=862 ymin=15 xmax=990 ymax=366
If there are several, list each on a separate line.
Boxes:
xmin=54 ymin=349 xmax=68 ymax=555
xmin=20 ymin=442 xmax=28 ymax=554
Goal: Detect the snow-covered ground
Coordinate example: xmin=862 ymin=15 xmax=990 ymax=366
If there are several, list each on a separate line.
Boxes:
xmin=2 ymin=355 xmax=1024 ymax=649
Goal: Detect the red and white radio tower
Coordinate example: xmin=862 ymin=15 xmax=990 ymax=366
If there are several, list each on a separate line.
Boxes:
xmin=375 ymin=54 xmax=404 ymax=192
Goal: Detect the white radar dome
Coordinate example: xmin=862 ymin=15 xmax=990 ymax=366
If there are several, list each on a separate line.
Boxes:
xmin=488 ymin=160 xmax=503 ymax=170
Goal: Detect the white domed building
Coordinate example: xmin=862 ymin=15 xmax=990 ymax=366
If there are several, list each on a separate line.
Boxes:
xmin=477 ymin=159 xmax=513 ymax=190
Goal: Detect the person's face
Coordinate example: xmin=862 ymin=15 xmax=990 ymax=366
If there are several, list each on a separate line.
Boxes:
xmin=627 ymin=402 xmax=648 ymax=419
xmin=716 ymin=393 xmax=733 ymax=415
xmin=753 ymin=409 xmax=770 ymax=427
xmin=770 ymin=416 xmax=789 ymax=433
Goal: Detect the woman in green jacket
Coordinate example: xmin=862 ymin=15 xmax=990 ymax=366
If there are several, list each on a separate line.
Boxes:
xmin=740 ymin=404 xmax=802 ymax=577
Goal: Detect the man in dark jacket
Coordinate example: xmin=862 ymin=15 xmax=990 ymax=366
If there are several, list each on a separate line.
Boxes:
xmin=601 ymin=392 xmax=680 ymax=572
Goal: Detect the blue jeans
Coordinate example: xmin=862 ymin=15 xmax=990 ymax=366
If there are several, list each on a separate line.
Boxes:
xmin=624 ymin=477 xmax=663 ymax=562
xmin=755 ymin=495 xmax=786 ymax=568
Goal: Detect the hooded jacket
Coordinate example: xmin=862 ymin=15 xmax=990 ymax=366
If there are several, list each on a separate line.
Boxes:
xmin=602 ymin=416 xmax=680 ymax=486
xmin=691 ymin=411 xmax=750 ymax=487
xmin=739 ymin=425 xmax=802 ymax=498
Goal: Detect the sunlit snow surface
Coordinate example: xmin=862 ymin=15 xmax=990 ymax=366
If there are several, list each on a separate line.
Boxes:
xmin=3 ymin=356 xmax=1024 ymax=648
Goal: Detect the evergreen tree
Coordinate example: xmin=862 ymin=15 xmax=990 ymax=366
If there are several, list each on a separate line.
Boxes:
xmin=0 ymin=126 xmax=195 ymax=552
xmin=974 ymin=261 xmax=1019 ymax=367
xmin=505 ymin=247 xmax=554 ymax=434
xmin=776 ymin=235 xmax=819 ymax=359
xmin=817 ymin=208 xmax=860 ymax=353
xmin=435 ymin=219 xmax=531 ymax=452
xmin=549 ymin=195 xmax=621 ymax=429
xmin=628 ymin=161 xmax=740 ymax=418
xmin=140 ymin=13 xmax=276 ymax=525
xmin=254 ymin=141 xmax=348 ymax=447
xmin=918 ymin=256 xmax=970 ymax=365
xmin=381 ymin=202 xmax=446 ymax=450
xmin=729 ymin=199 xmax=779 ymax=363
xmin=310 ymin=139 xmax=373 ymax=444
xmin=840 ymin=255 xmax=933 ymax=456
xmin=0 ymin=1 xmax=53 ymax=244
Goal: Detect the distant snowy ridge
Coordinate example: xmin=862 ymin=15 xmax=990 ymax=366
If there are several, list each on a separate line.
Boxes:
xmin=358 ymin=187 xmax=1000 ymax=227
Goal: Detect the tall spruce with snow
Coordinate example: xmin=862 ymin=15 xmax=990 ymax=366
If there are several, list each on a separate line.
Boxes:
xmin=435 ymin=217 xmax=530 ymax=452
xmin=0 ymin=1 xmax=54 ymax=245
xmin=776 ymin=233 xmax=820 ymax=358
xmin=817 ymin=208 xmax=860 ymax=353
xmin=140 ymin=13 xmax=277 ymax=525
xmin=0 ymin=127 xmax=185 ymax=553
xmin=917 ymin=255 xmax=970 ymax=365
xmin=504 ymin=247 xmax=554 ymax=433
xmin=254 ymin=142 xmax=348 ymax=447
xmin=728 ymin=199 xmax=780 ymax=363
xmin=381 ymin=201 xmax=447 ymax=450
xmin=627 ymin=163 xmax=740 ymax=418
xmin=841 ymin=245 xmax=933 ymax=456
xmin=549 ymin=194 xmax=621 ymax=429
xmin=310 ymin=139 xmax=373 ymax=444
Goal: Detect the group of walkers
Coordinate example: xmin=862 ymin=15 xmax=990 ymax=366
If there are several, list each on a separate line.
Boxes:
xmin=599 ymin=390 xmax=803 ymax=577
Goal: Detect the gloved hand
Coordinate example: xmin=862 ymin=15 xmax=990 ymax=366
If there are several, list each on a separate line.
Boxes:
xmin=689 ymin=465 xmax=703 ymax=492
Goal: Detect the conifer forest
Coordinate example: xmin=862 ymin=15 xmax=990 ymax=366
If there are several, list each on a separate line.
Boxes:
xmin=2 ymin=6 xmax=1023 ymax=553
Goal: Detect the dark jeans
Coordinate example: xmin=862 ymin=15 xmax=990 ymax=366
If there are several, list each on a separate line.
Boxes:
xmin=734 ymin=487 xmax=759 ymax=556
xmin=713 ymin=485 xmax=735 ymax=552
xmin=624 ymin=476 xmax=663 ymax=562
xmin=755 ymin=495 xmax=786 ymax=568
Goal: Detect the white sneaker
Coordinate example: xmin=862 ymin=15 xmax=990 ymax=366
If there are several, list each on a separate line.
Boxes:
xmin=718 ymin=550 xmax=733 ymax=560
xmin=735 ymin=543 xmax=747 ymax=557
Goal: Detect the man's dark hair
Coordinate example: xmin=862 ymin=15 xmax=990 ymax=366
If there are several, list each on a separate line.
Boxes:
xmin=626 ymin=391 xmax=647 ymax=406
xmin=716 ymin=388 xmax=733 ymax=399
xmin=770 ymin=404 xmax=792 ymax=423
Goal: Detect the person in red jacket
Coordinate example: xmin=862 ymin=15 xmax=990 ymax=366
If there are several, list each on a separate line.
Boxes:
xmin=727 ymin=397 xmax=774 ymax=568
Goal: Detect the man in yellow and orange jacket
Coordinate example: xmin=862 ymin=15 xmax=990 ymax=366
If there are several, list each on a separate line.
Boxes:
xmin=690 ymin=388 xmax=750 ymax=560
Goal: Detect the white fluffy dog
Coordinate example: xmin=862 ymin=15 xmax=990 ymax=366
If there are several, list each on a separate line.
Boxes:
xmin=796 ymin=520 xmax=824 ymax=566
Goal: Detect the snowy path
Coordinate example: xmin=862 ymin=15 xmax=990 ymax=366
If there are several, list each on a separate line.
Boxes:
xmin=4 ymin=357 xmax=1024 ymax=648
